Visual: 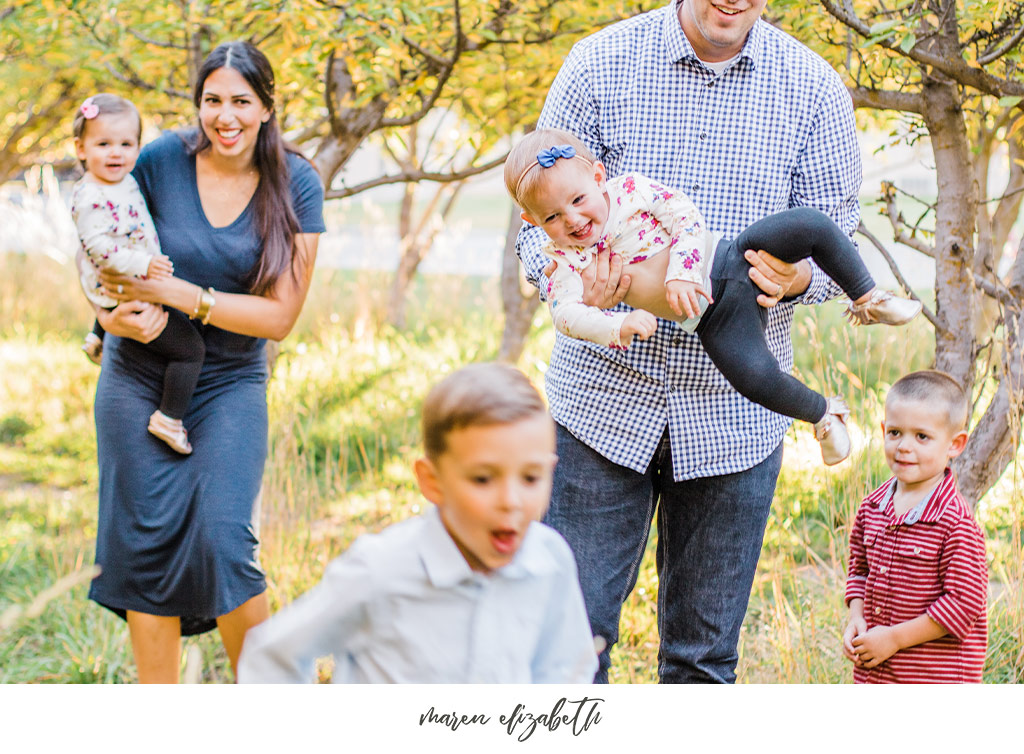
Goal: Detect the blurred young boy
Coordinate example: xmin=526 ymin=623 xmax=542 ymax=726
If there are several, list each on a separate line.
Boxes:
xmin=843 ymin=370 xmax=988 ymax=682
xmin=238 ymin=362 xmax=597 ymax=683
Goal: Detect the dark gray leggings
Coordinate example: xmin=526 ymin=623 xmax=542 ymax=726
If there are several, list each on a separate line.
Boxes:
xmin=696 ymin=207 xmax=874 ymax=424
xmin=93 ymin=309 xmax=205 ymax=420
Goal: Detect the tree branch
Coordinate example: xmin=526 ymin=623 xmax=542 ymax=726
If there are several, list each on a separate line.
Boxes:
xmin=127 ymin=27 xmax=186 ymax=50
xmin=856 ymin=221 xmax=943 ymax=333
xmin=849 ymin=86 xmax=923 ymax=113
xmin=325 ymin=153 xmax=506 ymax=199
xmin=104 ymin=61 xmax=190 ymax=99
xmin=971 ymin=273 xmax=1016 ymax=306
xmin=819 ymin=0 xmax=1024 ymax=97
xmin=380 ymin=0 xmax=463 ymax=128
xmin=880 ymin=181 xmax=937 ymax=257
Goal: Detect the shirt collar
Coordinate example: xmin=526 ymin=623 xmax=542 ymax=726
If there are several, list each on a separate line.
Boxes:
xmin=866 ymin=469 xmax=965 ymax=525
xmin=417 ymin=507 xmax=559 ymax=588
xmin=663 ymin=0 xmax=764 ymax=69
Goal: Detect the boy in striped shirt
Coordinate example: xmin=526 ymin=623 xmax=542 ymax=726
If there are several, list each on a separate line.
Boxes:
xmin=843 ymin=370 xmax=988 ymax=682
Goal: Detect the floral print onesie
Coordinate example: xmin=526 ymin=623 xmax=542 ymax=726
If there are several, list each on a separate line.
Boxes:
xmin=541 ymin=173 xmax=718 ymax=349
xmin=71 ymin=174 xmax=161 ymax=309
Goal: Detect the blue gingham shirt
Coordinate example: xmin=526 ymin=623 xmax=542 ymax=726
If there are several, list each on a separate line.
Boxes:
xmin=518 ymin=2 xmax=861 ymax=481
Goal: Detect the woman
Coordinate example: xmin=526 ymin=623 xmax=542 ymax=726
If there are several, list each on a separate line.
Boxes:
xmin=86 ymin=40 xmax=325 ymax=682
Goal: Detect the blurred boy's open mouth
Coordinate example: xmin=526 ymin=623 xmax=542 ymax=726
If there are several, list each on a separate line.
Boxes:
xmin=490 ymin=529 xmax=518 ymax=554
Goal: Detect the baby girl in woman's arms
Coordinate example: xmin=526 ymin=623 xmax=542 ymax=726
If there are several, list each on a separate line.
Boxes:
xmin=72 ymin=94 xmax=205 ymax=454
xmin=505 ymin=129 xmax=922 ymax=466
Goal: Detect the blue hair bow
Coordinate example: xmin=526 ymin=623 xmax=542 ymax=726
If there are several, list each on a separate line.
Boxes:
xmin=536 ymin=144 xmax=577 ymax=168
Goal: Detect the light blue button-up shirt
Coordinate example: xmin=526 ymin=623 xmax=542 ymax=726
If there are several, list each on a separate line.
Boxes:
xmin=238 ymin=507 xmax=597 ymax=683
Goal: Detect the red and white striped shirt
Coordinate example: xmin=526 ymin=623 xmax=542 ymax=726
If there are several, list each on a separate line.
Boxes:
xmin=845 ymin=469 xmax=988 ymax=683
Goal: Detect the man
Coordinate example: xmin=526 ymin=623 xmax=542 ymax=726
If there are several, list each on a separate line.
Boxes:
xmin=516 ymin=0 xmax=860 ymax=682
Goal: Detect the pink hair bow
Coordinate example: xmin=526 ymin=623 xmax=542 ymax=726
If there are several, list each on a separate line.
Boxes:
xmin=80 ymin=98 xmax=99 ymax=119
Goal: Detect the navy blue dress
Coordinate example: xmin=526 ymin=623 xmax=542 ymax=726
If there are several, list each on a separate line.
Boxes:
xmin=88 ymin=131 xmax=325 ymax=636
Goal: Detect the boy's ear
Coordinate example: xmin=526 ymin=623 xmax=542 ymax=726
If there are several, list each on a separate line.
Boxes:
xmin=947 ymin=430 xmax=969 ymax=460
xmin=413 ymin=456 xmax=444 ymax=505
xmin=593 ymin=161 xmax=607 ymax=187
xmin=520 ymin=210 xmax=537 ymax=227
xmin=880 ymin=420 xmax=886 ymax=437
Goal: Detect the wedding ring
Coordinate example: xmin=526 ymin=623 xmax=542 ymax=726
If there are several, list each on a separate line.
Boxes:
xmin=117 ymin=284 xmax=124 ymax=294
xmin=775 ymin=283 xmax=783 ymax=298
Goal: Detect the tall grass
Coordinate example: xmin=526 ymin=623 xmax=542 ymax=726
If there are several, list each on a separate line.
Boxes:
xmin=1 ymin=250 xmax=1020 ymax=683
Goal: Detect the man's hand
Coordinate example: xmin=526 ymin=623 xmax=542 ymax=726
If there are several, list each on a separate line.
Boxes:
xmin=146 ymin=254 xmax=174 ymax=279
xmin=666 ymin=279 xmax=712 ymax=319
xmin=619 ymin=310 xmax=657 ymax=345
xmin=852 ymin=625 xmax=900 ymax=669
xmin=544 ymin=249 xmax=632 ymax=309
xmin=743 ymin=249 xmax=811 ymax=308
xmin=842 ymin=613 xmax=868 ymax=665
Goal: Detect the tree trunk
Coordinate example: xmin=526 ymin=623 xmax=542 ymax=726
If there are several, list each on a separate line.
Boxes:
xmin=920 ymin=77 xmax=978 ymax=390
xmin=954 ymin=232 xmax=1024 ymax=505
xmin=497 ymin=203 xmax=539 ymax=364
xmin=386 ymin=179 xmax=461 ymax=329
xmin=386 ymin=241 xmax=425 ymax=330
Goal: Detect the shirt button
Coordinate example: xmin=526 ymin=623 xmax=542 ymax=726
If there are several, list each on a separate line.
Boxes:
xmin=914 ymin=547 xmax=921 ymax=554
xmin=667 ymin=385 xmax=677 ymax=393
xmin=879 ymin=566 xmax=887 ymax=574
xmin=691 ymin=184 xmax=700 ymax=192
xmin=874 ymin=607 xmax=881 ymax=615
xmin=672 ymin=337 xmax=683 ymax=346
xmin=699 ymin=132 xmax=707 ymax=141
xmin=708 ymin=80 xmax=715 ymax=88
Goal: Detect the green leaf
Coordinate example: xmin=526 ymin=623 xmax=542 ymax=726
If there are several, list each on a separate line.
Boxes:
xmin=998 ymin=96 xmax=1023 ymax=108
xmin=899 ymin=33 xmax=916 ymax=52
xmin=868 ymin=19 xmax=901 ymax=35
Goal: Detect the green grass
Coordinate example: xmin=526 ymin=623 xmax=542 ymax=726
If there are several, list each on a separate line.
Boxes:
xmin=2 ymin=250 xmax=1021 ymax=684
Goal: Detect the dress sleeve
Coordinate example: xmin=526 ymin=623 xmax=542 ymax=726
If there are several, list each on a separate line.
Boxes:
xmin=530 ymin=534 xmax=599 ymax=683
xmin=288 ymin=155 xmax=326 ymax=234
xmin=844 ymin=502 xmax=869 ymax=605
xmin=926 ymin=518 xmax=988 ymax=641
xmin=545 ymin=242 xmax=630 ymax=349
xmin=73 ymin=184 xmax=154 ymax=278
xmin=789 ymin=69 xmax=859 ymax=306
xmin=237 ymin=541 xmax=373 ymax=683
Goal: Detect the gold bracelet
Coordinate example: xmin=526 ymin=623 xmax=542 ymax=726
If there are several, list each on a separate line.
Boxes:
xmin=191 ymin=286 xmax=203 ymax=319
xmin=196 ymin=287 xmax=216 ymax=325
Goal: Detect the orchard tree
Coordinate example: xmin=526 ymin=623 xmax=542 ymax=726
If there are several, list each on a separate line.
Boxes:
xmin=2 ymin=0 xmax=653 ymax=342
xmin=774 ymin=0 xmax=1024 ymax=505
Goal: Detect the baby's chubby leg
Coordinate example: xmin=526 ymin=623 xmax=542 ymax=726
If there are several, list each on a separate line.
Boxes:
xmin=620 ymin=252 xmax=688 ymax=322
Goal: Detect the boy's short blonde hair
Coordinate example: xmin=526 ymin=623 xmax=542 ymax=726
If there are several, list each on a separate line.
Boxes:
xmin=887 ymin=370 xmax=969 ymax=432
xmin=504 ymin=128 xmax=597 ymax=211
xmin=422 ymin=363 xmax=548 ymax=460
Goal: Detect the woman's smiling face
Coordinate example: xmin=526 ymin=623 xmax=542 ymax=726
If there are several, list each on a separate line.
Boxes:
xmin=198 ymin=65 xmax=271 ymax=163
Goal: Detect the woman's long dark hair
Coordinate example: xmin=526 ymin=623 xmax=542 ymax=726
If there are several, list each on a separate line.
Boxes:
xmin=191 ymin=41 xmax=302 ymax=296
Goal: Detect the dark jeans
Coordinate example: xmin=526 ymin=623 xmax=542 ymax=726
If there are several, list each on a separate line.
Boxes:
xmin=95 ymin=309 xmax=205 ymax=420
xmin=696 ymin=207 xmax=875 ymax=424
xmin=545 ymin=424 xmax=784 ymax=683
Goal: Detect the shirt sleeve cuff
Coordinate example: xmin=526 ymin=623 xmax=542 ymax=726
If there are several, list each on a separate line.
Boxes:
xmin=926 ymin=597 xmax=979 ymax=641
xmin=790 ymin=260 xmax=842 ymax=306
xmin=845 ymin=576 xmax=866 ymax=604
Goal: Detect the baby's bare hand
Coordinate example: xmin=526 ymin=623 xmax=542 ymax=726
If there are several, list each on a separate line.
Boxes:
xmin=147 ymin=254 xmax=174 ymax=279
xmin=666 ymin=280 xmax=712 ymax=319
xmin=620 ymin=310 xmax=657 ymax=345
